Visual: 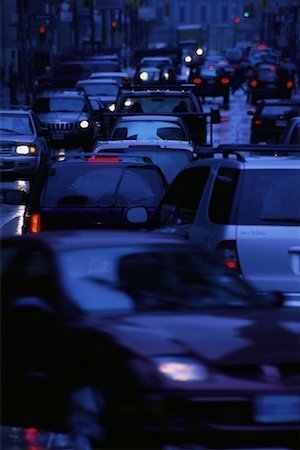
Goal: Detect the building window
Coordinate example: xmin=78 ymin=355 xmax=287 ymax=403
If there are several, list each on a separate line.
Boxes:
xmin=201 ymin=5 xmax=206 ymax=22
xmin=222 ymin=5 xmax=228 ymax=22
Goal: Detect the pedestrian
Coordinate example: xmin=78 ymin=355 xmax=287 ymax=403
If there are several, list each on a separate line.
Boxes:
xmin=9 ymin=54 xmax=19 ymax=105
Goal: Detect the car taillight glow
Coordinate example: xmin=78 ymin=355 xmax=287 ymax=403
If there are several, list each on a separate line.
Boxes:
xmin=30 ymin=214 xmax=41 ymax=233
xmin=250 ymin=80 xmax=258 ymax=87
xmin=287 ymin=81 xmax=293 ymax=89
xmin=221 ymin=77 xmax=230 ymax=85
xmin=216 ymin=240 xmax=240 ymax=273
xmin=255 ymin=119 xmax=262 ymax=125
xmin=193 ymin=77 xmax=202 ymax=84
xmin=88 ymin=157 xmax=121 ymax=162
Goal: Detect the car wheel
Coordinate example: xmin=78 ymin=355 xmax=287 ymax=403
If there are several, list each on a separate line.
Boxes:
xmin=66 ymin=385 xmax=106 ymax=449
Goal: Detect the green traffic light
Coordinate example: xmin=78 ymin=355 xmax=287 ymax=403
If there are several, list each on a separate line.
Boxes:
xmin=243 ymin=10 xmax=250 ymax=17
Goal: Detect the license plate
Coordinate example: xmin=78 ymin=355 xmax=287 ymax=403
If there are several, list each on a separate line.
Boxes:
xmin=254 ymin=395 xmax=300 ymax=423
xmin=276 ymin=120 xmax=287 ymax=127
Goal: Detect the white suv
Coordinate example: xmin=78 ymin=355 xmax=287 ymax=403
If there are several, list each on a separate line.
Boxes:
xmin=147 ymin=147 xmax=300 ymax=304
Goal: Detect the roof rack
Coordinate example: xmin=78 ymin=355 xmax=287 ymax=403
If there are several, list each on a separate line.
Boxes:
xmin=218 ymin=144 xmax=300 ymax=156
xmin=36 ymin=88 xmax=85 ymax=96
xmin=119 ymin=83 xmax=196 ymax=93
xmin=53 ymin=152 xmax=153 ymax=164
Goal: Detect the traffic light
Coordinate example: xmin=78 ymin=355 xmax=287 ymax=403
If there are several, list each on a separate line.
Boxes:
xmin=111 ymin=20 xmax=117 ymax=32
xmin=243 ymin=3 xmax=254 ymax=18
xmin=39 ymin=25 xmax=46 ymax=41
xmin=234 ymin=17 xmax=241 ymax=24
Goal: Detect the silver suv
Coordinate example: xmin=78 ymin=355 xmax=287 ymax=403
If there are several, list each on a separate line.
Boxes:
xmin=133 ymin=146 xmax=300 ymax=304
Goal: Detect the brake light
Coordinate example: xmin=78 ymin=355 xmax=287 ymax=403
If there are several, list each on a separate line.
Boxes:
xmin=255 ymin=119 xmax=262 ymax=125
xmin=193 ymin=77 xmax=202 ymax=84
xmin=209 ymin=65 xmax=214 ymax=70
xmin=270 ymin=66 xmax=276 ymax=71
xmin=287 ymin=81 xmax=293 ymax=89
xmin=88 ymin=157 xmax=121 ymax=162
xmin=250 ymin=80 xmax=258 ymax=87
xmin=30 ymin=214 xmax=41 ymax=233
xmin=221 ymin=77 xmax=230 ymax=85
xmin=216 ymin=240 xmax=240 ymax=273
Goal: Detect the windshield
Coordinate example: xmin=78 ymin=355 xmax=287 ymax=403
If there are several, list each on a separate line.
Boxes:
xmin=0 ymin=114 xmax=33 ymax=135
xmin=78 ymin=83 xmax=118 ymax=96
xmin=34 ymin=98 xmax=86 ymax=113
xmin=43 ymin=165 xmax=165 ymax=207
xmin=111 ymin=121 xmax=188 ymax=141
xmin=59 ymin=246 xmax=257 ymax=313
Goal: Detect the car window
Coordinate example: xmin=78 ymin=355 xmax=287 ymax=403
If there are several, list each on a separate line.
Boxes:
xmin=257 ymin=68 xmax=278 ymax=81
xmin=78 ymin=83 xmax=118 ymax=96
xmin=209 ymin=168 xmax=240 ymax=224
xmin=157 ymin=166 xmax=210 ymax=225
xmin=42 ymin=165 xmax=165 ymax=207
xmin=0 ymin=113 xmax=33 ymax=135
xmin=261 ymin=106 xmax=300 ymax=116
xmin=120 ymin=96 xmax=196 ymax=113
xmin=34 ymin=98 xmax=86 ymax=113
xmin=111 ymin=121 xmax=188 ymax=141
xmin=237 ymin=169 xmax=300 ymax=225
xmin=59 ymin=246 xmax=255 ymax=312
xmin=290 ymin=123 xmax=300 ymax=144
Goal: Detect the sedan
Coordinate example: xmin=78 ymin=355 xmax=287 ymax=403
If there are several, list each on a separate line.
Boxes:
xmin=248 ymin=100 xmax=300 ymax=143
xmin=2 ymin=230 xmax=299 ymax=449
xmin=0 ymin=108 xmax=49 ymax=181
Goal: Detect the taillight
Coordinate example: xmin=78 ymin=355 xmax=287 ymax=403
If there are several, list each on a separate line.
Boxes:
xmin=250 ymin=80 xmax=258 ymax=88
xmin=193 ymin=77 xmax=202 ymax=84
xmin=255 ymin=119 xmax=262 ymax=125
xmin=30 ymin=214 xmax=41 ymax=233
xmin=216 ymin=240 xmax=240 ymax=273
xmin=287 ymin=81 xmax=293 ymax=89
xmin=221 ymin=77 xmax=230 ymax=85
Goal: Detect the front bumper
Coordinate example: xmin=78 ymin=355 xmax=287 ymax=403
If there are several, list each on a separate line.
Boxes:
xmin=0 ymin=156 xmax=41 ymax=180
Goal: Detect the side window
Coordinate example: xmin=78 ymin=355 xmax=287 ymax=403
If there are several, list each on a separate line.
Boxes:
xmin=157 ymin=167 xmax=210 ymax=225
xmin=209 ymin=168 xmax=240 ymax=224
xmin=290 ymin=123 xmax=300 ymax=144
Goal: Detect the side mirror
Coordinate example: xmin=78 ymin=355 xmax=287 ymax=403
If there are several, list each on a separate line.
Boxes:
xmin=1 ymin=189 xmax=28 ymax=205
xmin=211 ymin=108 xmax=221 ymax=124
xmin=126 ymin=206 xmax=149 ymax=224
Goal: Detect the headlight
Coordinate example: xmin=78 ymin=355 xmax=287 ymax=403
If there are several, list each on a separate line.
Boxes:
xmin=153 ymin=357 xmax=209 ymax=382
xmin=185 ymin=55 xmax=192 ymax=64
xmin=196 ymin=47 xmax=204 ymax=56
xmin=139 ymin=71 xmax=149 ymax=81
xmin=108 ymin=103 xmax=116 ymax=112
xmin=16 ymin=145 xmax=37 ymax=155
xmin=124 ymin=99 xmax=132 ymax=107
xmin=79 ymin=120 xmax=89 ymax=129
xmin=162 ymin=71 xmax=169 ymax=80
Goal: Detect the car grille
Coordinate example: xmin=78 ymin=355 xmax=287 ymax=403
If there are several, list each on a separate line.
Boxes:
xmin=45 ymin=122 xmax=75 ymax=131
xmin=0 ymin=144 xmax=14 ymax=155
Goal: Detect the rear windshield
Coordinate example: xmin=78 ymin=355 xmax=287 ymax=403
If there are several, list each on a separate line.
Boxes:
xmin=261 ymin=105 xmax=300 ymax=116
xmin=120 ymin=96 xmax=197 ymax=113
xmin=111 ymin=121 xmax=188 ymax=141
xmin=78 ymin=82 xmax=118 ymax=97
xmin=42 ymin=165 xmax=165 ymax=207
xmin=237 ymin=169 xmax=300 ymax=225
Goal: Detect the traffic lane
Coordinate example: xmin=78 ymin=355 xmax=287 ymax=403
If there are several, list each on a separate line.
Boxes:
xmin=0 ymin=180 xmax=28 ymax=236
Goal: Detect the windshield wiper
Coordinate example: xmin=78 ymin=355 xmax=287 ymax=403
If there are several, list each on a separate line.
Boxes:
xmin=0 ymin=128 xmax=22 ymax=134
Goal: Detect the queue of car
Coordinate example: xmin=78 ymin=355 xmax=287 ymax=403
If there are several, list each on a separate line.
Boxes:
xmin=1 ymin=44 xmax=300 ymax=449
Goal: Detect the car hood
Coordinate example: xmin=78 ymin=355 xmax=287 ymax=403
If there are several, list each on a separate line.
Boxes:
xmin=0 ymin=135 xmax=35 ymax=144
xmin=90 ymin=308 xmax=300 ymax=365
xmin=36 ymin=112 xmax=89 ymax=123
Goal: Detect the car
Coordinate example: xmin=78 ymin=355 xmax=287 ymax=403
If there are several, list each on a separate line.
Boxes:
xmin=0 ymin=107 xmax=50 ymax=181
xmin=248 ymin=100 xmax=300 ymax=143
xmin=279 ymin=116 xmax=300 ymax=145
xmin=2 ymin=229 xmax=299 ymax=449
xmin=109 ymin=85 xmax=220 ymax=146
xmin=2 ymin=153 xmax=167 ymax=233
xmin=107 ymin=114 xmax=194 ymax=143
xmin=75 ymin=79 xmax=119 ymax=112
xmin=94 ymin=139 xmax=198 ymax=183
xmin=247 ymin=62 xmax=294 ymax=104
xmin=188 ymin=64 xmax=231 ymax=107
xmin=127 ymin=146 xmax=300 ymax=304
xmin=31 ymin=89 xmax=97 ymax=151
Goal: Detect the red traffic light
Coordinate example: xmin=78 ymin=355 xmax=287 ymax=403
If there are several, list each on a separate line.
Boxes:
xmin=39 ymin=25 xmax=46 ymax=34
xmin=234 ymin=17 xmax=241 ymax=24
xmin=111 ymin=20 xmax=117 ymax=30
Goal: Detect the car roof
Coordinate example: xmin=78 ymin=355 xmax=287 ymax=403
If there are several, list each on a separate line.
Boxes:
xmin=94 ymin=140 xmax=195 ymax=152
xmin=89 ymin=71 xmax=129 ymax=78
xmin=113 ymin=115 xmax=186 ymax=122
xmin=2 ymin=229 xmax=187 ymax=251
xmin=77 ymin=79 xmax=118 ymax=85
xmin=36 ymin=89 xmax=86 ymax=98
xmin=53 ymin=153 xmax=156 ymax=167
